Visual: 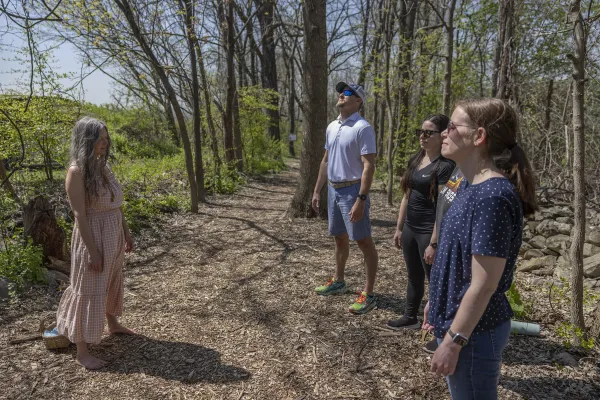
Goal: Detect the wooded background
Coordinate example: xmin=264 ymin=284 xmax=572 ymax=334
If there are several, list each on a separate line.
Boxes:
xmin=1 ymin=0 xmax=599 ymax=342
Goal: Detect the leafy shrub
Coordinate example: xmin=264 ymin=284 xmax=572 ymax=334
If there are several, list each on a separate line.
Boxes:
xmin=507 ymin=282 xmax=526 ymax=318
xmin=239 ymin=86 xmax=286 ymax=175
xmin=0 ymin=233 xmax=46 ymax=291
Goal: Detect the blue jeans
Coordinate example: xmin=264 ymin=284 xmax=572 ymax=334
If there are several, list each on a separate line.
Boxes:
xmin=437 ymin=320 xmax=511 ymax=400
xmin=327 ymin=182 xmax=371 ymax=241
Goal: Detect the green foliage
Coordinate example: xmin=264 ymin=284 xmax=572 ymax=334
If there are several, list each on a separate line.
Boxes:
xmin=238 ymin=86 xmax=285 ymax=175
xmin=204 ymin=161 xmax=245 ymax=195
xmin=507 ymin=282 xmax=526 ymax=318
xmin=0 ymin=95 xmax=79 ymax=179
xmin=0 ymin=233 xmax=46 ymax=292
xmin=556 ymin=322 xmax=595 ymax=351
xmin=84 ymin=104 xmax=180 ymax=159
xmin=112 ymin=153 xmax=188 ymax=233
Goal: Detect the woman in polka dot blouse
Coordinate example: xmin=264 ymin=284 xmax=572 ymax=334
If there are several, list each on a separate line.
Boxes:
xmin=423 ymin=99 xmax=538 ymax=399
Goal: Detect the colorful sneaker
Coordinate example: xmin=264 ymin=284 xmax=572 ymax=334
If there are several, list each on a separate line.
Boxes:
xmin=349 ymin=291 xmax=376 ymax=314
xmin=386 ymin=316 xmax=420 ymax=330
xmin=314 ymin=277 xmax=347 ymax=296
xmin=423 ymin=337 xmax=438 ymax=354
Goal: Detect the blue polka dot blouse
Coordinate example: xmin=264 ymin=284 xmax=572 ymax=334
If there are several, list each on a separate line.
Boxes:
xmin=428 ymin=177 xmax=523 ymax=338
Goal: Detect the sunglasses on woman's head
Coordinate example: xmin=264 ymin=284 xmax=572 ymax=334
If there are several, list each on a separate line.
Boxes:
xmin=415 ymin=128 xmax=441 ymax=138
xmin=342 ymin=89 xmax=357 ymax=97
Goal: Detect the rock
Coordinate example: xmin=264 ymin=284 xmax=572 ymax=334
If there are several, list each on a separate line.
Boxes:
xmin=531 ymin=267 xmax=554 ymax=276
xmin=583 ymin=253 xmax=600 ymax=278
xmin=556 ymin=217 xmax=574 ymax=225
xmin=584 ymin=243 xmax=600 ymax=258
xmin=535 ymin=220 xmax=558 ymax=237
xmin=536 ymin=220 xmax=572 ymax=237
xmin=519 ymin=242 xmax=532 ymax=255
xmin=523 ymin=249 xmax=545 ymax=260
xmin=554 ymin=263 xmax=570 ymax=281
xmin=518 ymin=255 xmax=557 ymax=272
xmin=584 ymin=279 xmax=598 ymax=290
xmin=522 ymin=228 xmax=534 ymax=241
xmin=529 ymin=276 xmax=548 ymax=286
xmin=46 ymin=270 xmax=69 ymax=284
xmin=529 ymin=236 xmax=547 ymax=249
xmin=543 ymin=206 xmax=572 ymax=219
xmin=587 ymin=230 xmax=600 ymax=246
xmin=553 ymin=351 xmax=578 ymax=367
xmin=527 ymin=221 xmax=541 ymax=231
xmin=557 ymin=223 xmax=573 ymax=235
xmin=546 ymin=235 xmax=571 ymax=252
xmin=592 ymin=214 xmax=600 ymax=226
xmin=0 ymin=278 xmax=9 ymax=299
xmin=534 ymin=211 xmax=544 ymax=221
xmin=542 ymin=248 xmax=560 ymax=256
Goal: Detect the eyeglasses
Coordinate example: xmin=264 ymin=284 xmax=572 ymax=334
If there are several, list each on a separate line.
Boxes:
xmin=415 ymin=128 xmax=441 ymax=138
xmin=447 ymin=120 xmax=478 ymax=132
xmin=342 ymin=89 xmax=357 ymax=97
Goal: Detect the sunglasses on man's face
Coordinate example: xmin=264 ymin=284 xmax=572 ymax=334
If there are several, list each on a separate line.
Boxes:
xmin=415 ymin=128 xmax=441 ymax=138
xmin=342 ymin=89 xmax=357 ymax=97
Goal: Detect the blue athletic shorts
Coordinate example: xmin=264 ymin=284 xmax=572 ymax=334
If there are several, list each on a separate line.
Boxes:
xmin=327 ymin=182 xmax=372 ymax=241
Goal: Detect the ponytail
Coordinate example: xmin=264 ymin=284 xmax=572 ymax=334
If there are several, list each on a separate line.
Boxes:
xmin=456 ymin=98 xmax=539 ymax=216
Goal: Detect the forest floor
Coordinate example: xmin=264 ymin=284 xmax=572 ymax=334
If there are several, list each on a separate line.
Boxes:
xmin=2 ymin=159 xmax=600 ymax=399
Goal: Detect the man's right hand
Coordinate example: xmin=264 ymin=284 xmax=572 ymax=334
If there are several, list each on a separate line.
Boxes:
xmin=393 ymin=228 xmax=403 ymax=249
xmin=312 ymin=192 xmax=320 ymax=213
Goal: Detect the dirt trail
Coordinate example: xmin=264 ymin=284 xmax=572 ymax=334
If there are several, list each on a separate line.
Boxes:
xmin=1 ymin=160 xmax=599 ymax=399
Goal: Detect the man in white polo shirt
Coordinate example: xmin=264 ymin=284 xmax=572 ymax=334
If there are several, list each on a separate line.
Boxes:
xmin=312 ymin=81 xmax=378 ymax=314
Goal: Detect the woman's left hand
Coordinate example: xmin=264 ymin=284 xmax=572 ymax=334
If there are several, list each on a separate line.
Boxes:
xmin=125 ymin=232 xmax=134 ymax=253
xmin=424 ymin=245 xmax=436 ymax=264
xmin=431 ymin=337 xmax=461 ymax=377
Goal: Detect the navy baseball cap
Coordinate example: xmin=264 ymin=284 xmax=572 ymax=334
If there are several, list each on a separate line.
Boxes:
xmin=336 ymin=82 xmax=366 ymax=104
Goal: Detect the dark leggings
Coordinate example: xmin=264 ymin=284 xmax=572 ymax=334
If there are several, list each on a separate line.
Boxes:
xmin=401 ymin=224 xmax=432 ymax=319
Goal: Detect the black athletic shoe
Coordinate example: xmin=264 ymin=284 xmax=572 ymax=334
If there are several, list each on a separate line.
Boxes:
xmin=386 ymin=316 xmax=420 ymax=330
xmin=423 ymin=337 xmax=438 ymax=354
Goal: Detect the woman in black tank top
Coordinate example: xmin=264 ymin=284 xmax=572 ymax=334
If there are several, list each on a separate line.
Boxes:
xmin=388 ymin=114 xmax=455 ymax=330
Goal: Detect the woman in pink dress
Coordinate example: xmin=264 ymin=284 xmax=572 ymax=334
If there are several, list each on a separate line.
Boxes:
xmin=56 ymin=117 xmax=134 ymax=369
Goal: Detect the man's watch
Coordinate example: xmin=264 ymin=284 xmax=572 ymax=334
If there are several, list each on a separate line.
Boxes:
xmin=357 ymin=193 xmax=367 ymax=201
xmin=429 ymin=242 xmax=438 ymax=249
xmin=448 ymin=329 xmax=469 ymax=347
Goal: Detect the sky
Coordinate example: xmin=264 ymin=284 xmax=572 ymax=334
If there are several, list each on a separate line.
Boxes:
xmin=0 ymin=28 xmax=116 ymax=105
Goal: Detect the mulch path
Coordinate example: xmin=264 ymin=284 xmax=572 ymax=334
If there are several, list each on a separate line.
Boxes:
xmin=2 ymin=159 xmax=599 ymax=399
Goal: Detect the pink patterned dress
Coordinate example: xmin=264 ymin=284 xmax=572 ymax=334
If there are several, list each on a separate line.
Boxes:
xmin=56 ymin=165 xmax=125 ymax=344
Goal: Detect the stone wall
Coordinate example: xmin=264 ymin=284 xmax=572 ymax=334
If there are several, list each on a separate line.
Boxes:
xmin=518 ymin=205 xmax=600 ymax=289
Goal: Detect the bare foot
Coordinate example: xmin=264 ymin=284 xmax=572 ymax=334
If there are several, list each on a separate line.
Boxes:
xmin=76 ymin=353 xmax=107 ymax=370
xmin=108 ymin=322 xmax=136 ymax=335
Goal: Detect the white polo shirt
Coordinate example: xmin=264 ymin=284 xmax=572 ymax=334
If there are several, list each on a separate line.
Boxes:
xmin=324 ymin=112 xmax=376 ymax=182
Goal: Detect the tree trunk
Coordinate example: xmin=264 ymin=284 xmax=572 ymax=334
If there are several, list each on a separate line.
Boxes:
xmin=254 ymin=0 xmax=281 ymax=141
xmin=0 ymin=160 xmax=21 ymax=205
xmin=384 ymin=0 xmax=398 ymax=206
xmin=288 ymin=0 xmax=327 ymax=218
xmin=196 ymin=41 xmax=222 ymax=170
xmin=357 ymin=0 xmax=371 ymax=87
xmin=232 ymin=3 xmax=244 ymax=171
xmin=494 ymin=0 xmax=516 ymax=100
xmin=223 ymin=0 xmax=236 ymax=166
xmin=23 ymin=196 xmax=68 ymax=262
xmin=183 ymin=0 xmax=206 ymax=202
xmin=567 ymin=0 xmax=586 ymax=342
xmin=540 ymin=79 xmax=554 ymax=171
xmin=288 ymin=56 xmax=296 ymax=157
xmin=115 ymin=0 xmax=198 ymax=212
xmin=442 ymin=0 xmax=457 ymax=116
